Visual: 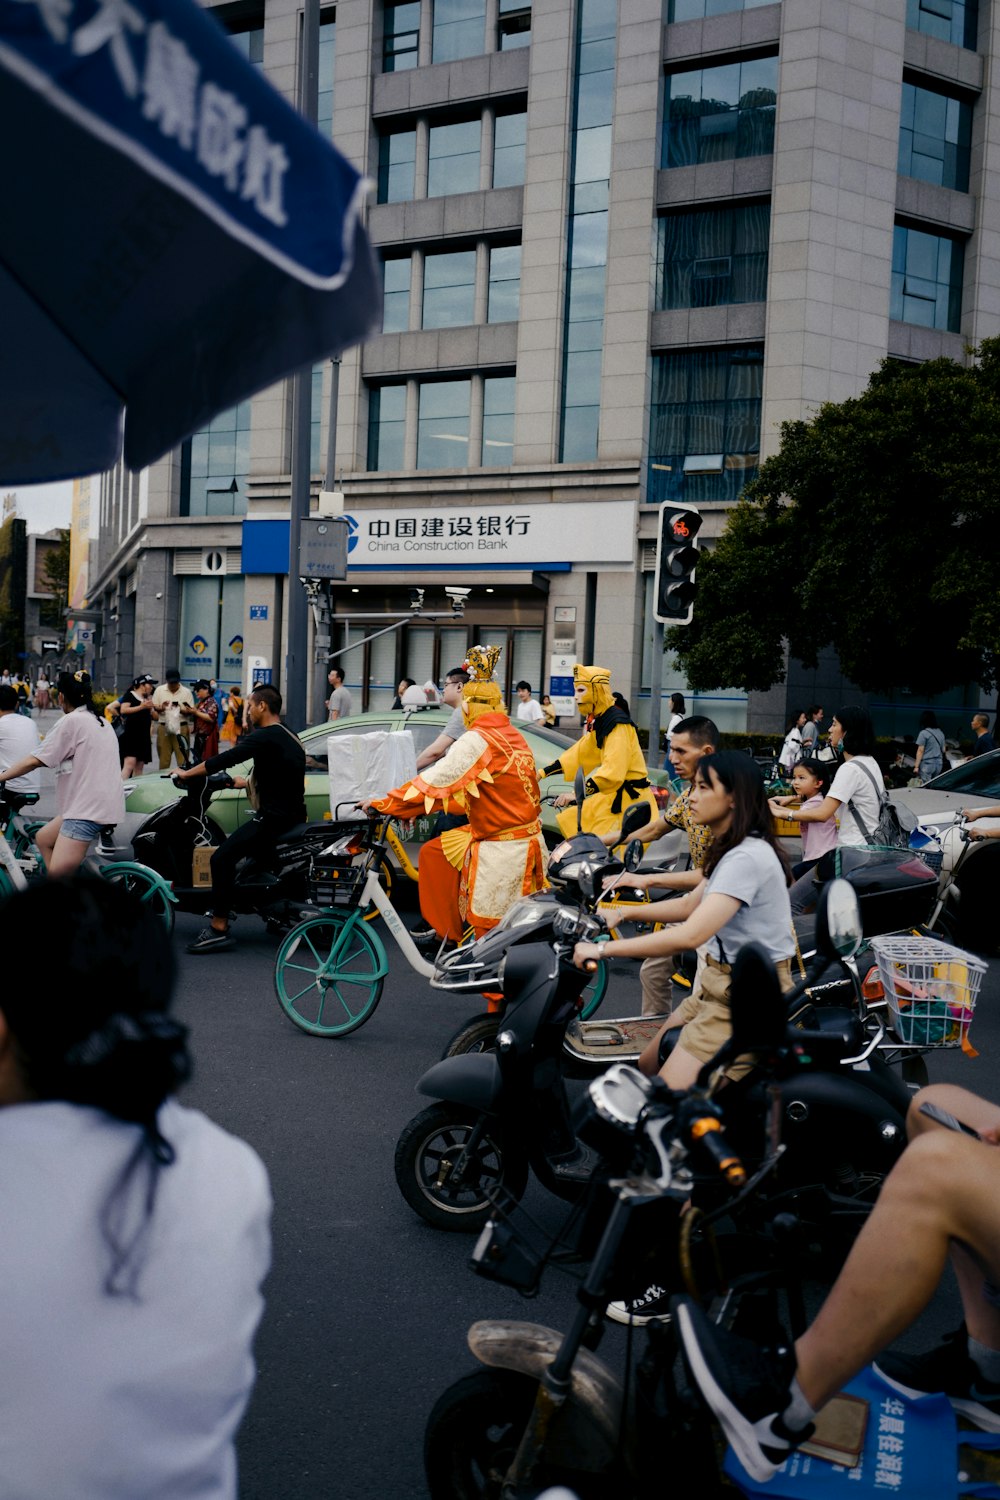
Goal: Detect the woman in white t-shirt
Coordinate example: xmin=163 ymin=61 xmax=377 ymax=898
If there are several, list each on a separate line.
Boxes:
xmin=0 ymin=670 xmax=123 ymax=876
xmin=782 ymin=705 xmax=884 ymax=912
xmin=574 ymin=750 xmax=795 ymax=1092
xmin=0 ymin=876 xmax=270 ymax=1499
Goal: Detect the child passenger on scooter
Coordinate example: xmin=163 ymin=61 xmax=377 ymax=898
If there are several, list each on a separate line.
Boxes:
xmin=770 ymin=758 xmax=838 ymax=879
xmin=573 ymin=751 xmax=795 ymax=1093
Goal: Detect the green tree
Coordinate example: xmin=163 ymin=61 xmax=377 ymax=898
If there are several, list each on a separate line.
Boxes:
xmin=668 ymin=345 xmax=1000 ymax=696
xmin=40 ymin=527 xmax=71 ymax=629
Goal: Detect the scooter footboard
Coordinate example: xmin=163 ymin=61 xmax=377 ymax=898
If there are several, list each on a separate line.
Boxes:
xmin=467 ymin=1320 xmax=626 ymax=1473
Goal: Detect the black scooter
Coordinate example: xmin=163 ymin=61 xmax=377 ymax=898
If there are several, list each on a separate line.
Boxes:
xmin=131 ymin=773 xmax=336 ymax=931
xmin=393 ymin=878 xmax=913 ymax=1241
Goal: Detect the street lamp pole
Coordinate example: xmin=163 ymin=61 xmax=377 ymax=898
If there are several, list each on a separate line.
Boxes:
xmin=285 ymin=0 xmax=321 ymax=731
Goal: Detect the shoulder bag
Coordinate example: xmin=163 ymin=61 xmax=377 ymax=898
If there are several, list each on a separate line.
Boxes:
xmin=846 ymin=760 xmax=915 ymax=850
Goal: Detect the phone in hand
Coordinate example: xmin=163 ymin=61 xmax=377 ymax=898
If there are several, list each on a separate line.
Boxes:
xmin=919 ymin=1101 xmax=982 ymax=1140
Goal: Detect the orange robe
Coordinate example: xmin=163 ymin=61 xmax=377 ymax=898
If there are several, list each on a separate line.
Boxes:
xmin=372 ymin=712 xmax=548 ymax=939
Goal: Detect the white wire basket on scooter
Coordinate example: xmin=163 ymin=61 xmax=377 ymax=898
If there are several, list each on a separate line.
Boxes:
xmin=869 ymin=934 xmax=986 ymax=1049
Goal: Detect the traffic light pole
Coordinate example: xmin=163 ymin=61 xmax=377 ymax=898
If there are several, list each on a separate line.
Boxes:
xmin=648 ymin=617 xmax=665 ymax=769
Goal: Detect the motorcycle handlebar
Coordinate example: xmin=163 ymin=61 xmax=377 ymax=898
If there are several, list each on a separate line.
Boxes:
xmin=688 ymin=1114 xmax=746 ymax=1188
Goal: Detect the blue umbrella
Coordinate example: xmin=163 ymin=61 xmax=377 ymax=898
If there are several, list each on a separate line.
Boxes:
xmin=0 ymin=0 xmax=378 ymax=483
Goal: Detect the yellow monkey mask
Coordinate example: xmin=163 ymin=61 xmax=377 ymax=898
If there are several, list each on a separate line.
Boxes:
xmin=573 ymin=664 xmax=613 ymax=717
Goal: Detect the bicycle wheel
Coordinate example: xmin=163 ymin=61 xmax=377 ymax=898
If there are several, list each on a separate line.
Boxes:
xmin=274 ymin=915 xmax=388 ymax=1037
xmin=100 ymin=862 xmax=176 ymax=936
xmin=579 ymin=958 xmax=609 ymax=1020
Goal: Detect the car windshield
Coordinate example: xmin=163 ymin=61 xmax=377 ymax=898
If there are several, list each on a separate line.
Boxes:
xmin=924 ymin=751 xmax=1000 ymax=799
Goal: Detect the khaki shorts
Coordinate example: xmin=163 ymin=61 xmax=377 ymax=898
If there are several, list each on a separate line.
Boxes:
xmin=673 ymin=952 xmax=795 ymax=1081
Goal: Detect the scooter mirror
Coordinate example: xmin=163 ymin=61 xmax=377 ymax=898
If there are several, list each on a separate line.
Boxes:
xmin=696 ymin=941 xmax=785 ymax=1088
xmin=620 ymin=800 xmax=652 ymax=839
xmin=624 ymin=839 xmax=644 ymax=873
xmin=815 ymin=877 xmax=863 ymax=960
xmin=574 ymin=768 xmax=587 ymax=835
xmin=576 ymin=859 xmax=600 ymax=901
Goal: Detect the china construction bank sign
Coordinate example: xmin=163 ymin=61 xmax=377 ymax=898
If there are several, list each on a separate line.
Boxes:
xmin=346 ymin=500 xmax=635 ymax=567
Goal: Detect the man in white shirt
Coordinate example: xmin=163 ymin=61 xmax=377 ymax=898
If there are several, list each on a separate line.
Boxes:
xmin=0 ymin=685 xmax=41 ymax=790
xmin=152 ymin=670 xmax=195 ymax=770
xmin=515 ymin=681 xmax=545 ymax=726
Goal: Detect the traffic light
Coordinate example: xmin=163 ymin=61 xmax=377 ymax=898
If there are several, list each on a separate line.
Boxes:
xmin=653 ymin=504 xmax=701 ymax=626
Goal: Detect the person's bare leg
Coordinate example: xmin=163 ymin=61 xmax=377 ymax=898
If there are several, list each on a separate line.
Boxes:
xmin=33 ymin=817 xmax=60 ymax=871
xmin=46 ymin=834 xmax=93 ymax=878
xmin=121 ymin=756 xmax=137 ymax=781
xmin=794 ymin=1126 xmax=1000 ymax=1411
xmin=660 ymin=1041 xmax=702 ymax=1091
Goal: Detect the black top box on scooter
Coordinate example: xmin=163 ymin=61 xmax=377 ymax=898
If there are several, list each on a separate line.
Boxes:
xmin=835 ymin=846 xmax=938 ymax=934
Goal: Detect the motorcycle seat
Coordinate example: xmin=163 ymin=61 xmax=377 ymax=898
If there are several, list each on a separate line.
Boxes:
xmin=276 ymin=821 xmax=341 ymax=844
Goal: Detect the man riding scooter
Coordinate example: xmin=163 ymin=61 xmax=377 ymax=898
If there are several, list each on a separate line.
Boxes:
xmin=175 ymin=685 xmax=305 ymax=954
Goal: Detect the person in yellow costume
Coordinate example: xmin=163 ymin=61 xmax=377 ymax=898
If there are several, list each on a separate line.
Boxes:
xmin=542 ymin=663 xmax=657 ymax=842
xmin=362 ymin=646 xmax=548 ymax=943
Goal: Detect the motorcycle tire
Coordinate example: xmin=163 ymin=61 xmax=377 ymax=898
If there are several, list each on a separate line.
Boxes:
xmin=424 ymin=1368 xmax=608 ymax=1500
xmin=274 ymin=915 xmax=386 ymax=1037
xmin=394 ymin=1103 xmax=527 ymax=1232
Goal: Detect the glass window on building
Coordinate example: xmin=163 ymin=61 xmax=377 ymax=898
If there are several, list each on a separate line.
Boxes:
xmin=427 ymin=118 xmax=481 ymax=197
xmin=663 ymin=56 xmax=777 ymax=168
xmin=648 ymin=345 xmax=764 ymax=504
xmin=384 ymin=0 xmax=420 ymax=71
xmin=368 ymin=385 xmax=407 ymax=470
xmin=906 ymin=0 xmax=978 ymax=50
xmin=178 ymin=575 xmax=245 ymax=689
xmin=487 ymin=243 xmax=521 ymax=322
xmin=227 ymin=25 xmax=263 ymax=64
xmin=669 ymin=0 xmax=775 ymax=19
xmin=317 ymin=13 xmax=336 ymax=137
xmin=423 ymin=250 xmax=476 ymax=328
xmin=381 ymin=254 xmax=411 ymax=333
xmin=182 ymin=401 xmax=252 ymax=516
xmin=498 ymin=0 xmax=530 ymax=49
xmin=898 ymin=81 xmax=972 ymax=192
xmin=891 ymin=225 xmax=964 ymax=332
xmin=482 ymin=375 xmax=515 ymax=464
xmin=493 ymin=109 xmax=527 ymax=188
xmin=656 ymin=202 xmax=770 ymax=309
xmin=417 ymin=379 xmax=471 ymax=468
xmin=432 ymin=0 xmax=486 ymax=63
xmin=377 ymin=127 xmax=417 ymax=203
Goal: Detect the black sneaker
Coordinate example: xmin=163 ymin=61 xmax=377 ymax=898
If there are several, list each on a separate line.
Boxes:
xmin=875 ymin=1327 xmax=1000 ymax=1431
xmin=675 ymin=1297 xmax=811 ymax=1483
xmin=606 ymin=1283 xmax=672 ymax=1326
xmin=187 ymin=927 xmax=235 ymax=954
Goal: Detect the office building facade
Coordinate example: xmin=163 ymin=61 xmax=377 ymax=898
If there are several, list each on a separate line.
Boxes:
xmin=87 ymin=0 xmax=996 ymax=733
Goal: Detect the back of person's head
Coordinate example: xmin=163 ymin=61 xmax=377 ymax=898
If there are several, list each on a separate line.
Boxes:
xmin=835 ymin=704 xmax=877 ymax=757
xmin=252 ymin=685 xmax=282 ymax=716
xmin=57 ymin=669 xmax=102 ymax=718
xmin=0 ymin=879 xmax=191 ymax=1292
xmin=919 ymin=709 xmax=939 ymax=730
xmin=672 ymin=714 xmax=719 ymax=750
xmin=697 ymin=750 xmax=790 ymax=882
xmin=0 ymin=685 xmax=16 ymax=712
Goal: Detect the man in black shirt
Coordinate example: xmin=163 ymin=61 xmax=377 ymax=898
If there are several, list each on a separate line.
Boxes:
xmin=175 ymin=685 xmax=306 ymax=953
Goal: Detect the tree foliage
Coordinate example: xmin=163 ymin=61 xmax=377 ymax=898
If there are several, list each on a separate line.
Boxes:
xmin=41 ymin=528 xmax=71 ymax=628
xmin=668 ymin=344 xmax=1000 ymax=696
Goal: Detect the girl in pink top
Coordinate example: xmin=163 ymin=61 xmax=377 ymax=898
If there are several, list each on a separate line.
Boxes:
xmin=0 ymin=671 xmax=122 ymax=876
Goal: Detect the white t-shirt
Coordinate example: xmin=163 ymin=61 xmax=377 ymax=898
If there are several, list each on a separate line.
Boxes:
xmin=34 ymin=706 xmax=124 ymax=824
xmin=702 ymin=836 xmax=795 ymax=966
xmin=0 ymin=711 xmax=41 ymax=790
xmin=152 ymin=683 xmax=194 ymax=736
xmin=516 ymin=698 xmax=545 ymax=725
xmin=0 ymin=1098 xmax=271 ymax=1499
xmin=829 ymin=755 xmax=885 ymax=848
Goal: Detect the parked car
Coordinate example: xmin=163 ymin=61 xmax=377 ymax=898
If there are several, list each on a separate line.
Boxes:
xmin=119 ymin=706 xmax=673 ymax=850
xmin=890 ymin=748 xmax=1000 ymax=946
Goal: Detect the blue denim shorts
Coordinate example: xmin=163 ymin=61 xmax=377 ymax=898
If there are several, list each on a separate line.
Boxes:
xmin=60 ymin=818 xmax=106 ymax=844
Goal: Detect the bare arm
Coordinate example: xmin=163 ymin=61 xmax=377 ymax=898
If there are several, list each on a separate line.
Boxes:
xmin=415 ymin=732 xmax=456 ymax=770
xmin=769 ymin=793 xmax=841 ymax=825
xmin=964 ymin=805 xmax=1000 ymax=821
xmin=575 ymin=890 xmax=741 ymax=967
xmin=0 ymin=754 xmax=44 ymax=783
xmin=611 ymin=867 xmax=703 ymax=894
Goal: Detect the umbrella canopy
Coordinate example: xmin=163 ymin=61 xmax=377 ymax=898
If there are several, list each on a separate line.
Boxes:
xmin=0 ymin=0 xmax=379 ymax=483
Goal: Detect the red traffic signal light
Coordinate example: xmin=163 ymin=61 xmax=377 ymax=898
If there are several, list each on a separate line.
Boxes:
xmin=654 ymin=505 xmax=702 ymax=626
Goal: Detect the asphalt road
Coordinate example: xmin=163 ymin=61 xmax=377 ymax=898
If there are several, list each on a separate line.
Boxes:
xmin=19 ymin=732 xmax=1000 ymax=1497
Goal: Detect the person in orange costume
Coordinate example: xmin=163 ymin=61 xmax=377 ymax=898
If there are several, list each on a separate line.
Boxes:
xmin=363 ymin=645 xmax=547 ymax=943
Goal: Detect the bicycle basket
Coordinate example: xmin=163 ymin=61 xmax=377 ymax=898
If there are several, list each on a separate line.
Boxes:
xmin=308 ymin=832 xmax=369 ymax=909
xmin=869 ymin=935 xmax=985 ymax=1048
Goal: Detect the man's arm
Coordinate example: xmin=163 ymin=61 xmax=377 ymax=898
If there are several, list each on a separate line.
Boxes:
xmin=416 ymin=731 xmax=456 ymax=770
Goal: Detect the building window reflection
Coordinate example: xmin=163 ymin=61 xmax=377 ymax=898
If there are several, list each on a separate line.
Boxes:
xmin=647 ymin=345 xmax=763 ymax=505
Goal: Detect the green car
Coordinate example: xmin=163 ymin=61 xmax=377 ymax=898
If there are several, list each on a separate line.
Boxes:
xmin=119 ymin=707 xmax=669 ymax=848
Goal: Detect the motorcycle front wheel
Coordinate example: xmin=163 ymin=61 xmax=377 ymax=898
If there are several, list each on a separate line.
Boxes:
xmin=424 ymin=1369 xmax=610 ymax=1500
xmin=274 ymin=915 xmax=386 ymax=1037
xmin=394 ymin=1103 xmax=527 ymax=1232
